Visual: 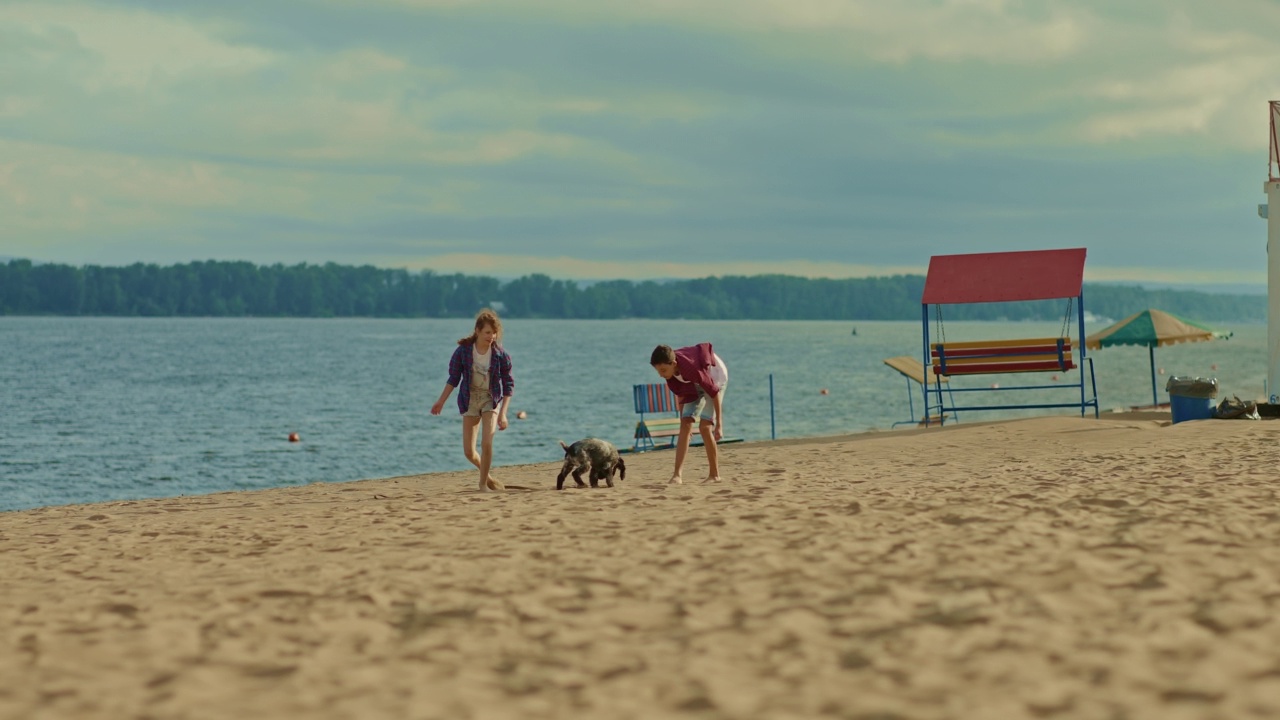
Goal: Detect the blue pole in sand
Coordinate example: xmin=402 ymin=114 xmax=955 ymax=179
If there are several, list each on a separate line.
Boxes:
xmin=769 ymin=373 xmax=776 ymax=440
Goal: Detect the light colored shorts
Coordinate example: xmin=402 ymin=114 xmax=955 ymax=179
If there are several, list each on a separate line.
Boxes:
xmin=464 ymin=385 xmax=495 ymax=417
xmin=680 ymin=383 xmax=726 ymax=423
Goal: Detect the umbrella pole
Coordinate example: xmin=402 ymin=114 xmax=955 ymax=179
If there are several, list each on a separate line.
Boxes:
xmin=1149 ymin=345 xmax=1158 ymax=407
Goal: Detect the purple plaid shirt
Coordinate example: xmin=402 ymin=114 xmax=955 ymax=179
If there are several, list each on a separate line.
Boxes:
xmin=446 ymin=342 xmax=514 ymax=414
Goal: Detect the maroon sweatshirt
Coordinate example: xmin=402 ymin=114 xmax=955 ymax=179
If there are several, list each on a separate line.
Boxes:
xmin=665 ymin=342 xmax=721 ymax=402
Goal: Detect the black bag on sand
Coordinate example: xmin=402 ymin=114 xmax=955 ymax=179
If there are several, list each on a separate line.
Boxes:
xmin=1214 ymin=396 xmax=1260 ymax=420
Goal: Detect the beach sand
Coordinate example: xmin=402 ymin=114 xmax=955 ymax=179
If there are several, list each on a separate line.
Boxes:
xmin=4 ymin=414 xmax=1280 ymax=720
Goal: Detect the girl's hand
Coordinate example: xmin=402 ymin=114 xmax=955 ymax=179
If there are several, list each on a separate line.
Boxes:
xmin=714 ymin=422 xmax=723 ymax=441
xmin=430 ymin=401 xmax=444 ymax=415
xmin=497 ymin=413 xmax=509 ymax=431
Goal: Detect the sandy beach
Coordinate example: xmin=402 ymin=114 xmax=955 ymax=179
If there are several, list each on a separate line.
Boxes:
xmin=4 ymin=414 xmax=1280 ymax=720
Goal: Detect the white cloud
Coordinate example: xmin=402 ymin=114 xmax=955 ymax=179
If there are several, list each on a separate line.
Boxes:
xmin=0 ymin=137 xmax=343 ymax=257
xmin=367 ymin=0 xmax=1091 ymax=63
xmin=3 ymin=0 xmax=1276 ymax=281
xmin=345 ymin=0 xmax=1280 ymax=152
xmin=389 ymin=252 xmax=928 ymax=280
xmin=1066 ymin=8 xmax=1280 ymax=148
xmin=0 ymin=3 xmax=274 ymax=91
xmin=1086 ymin=264 xmax=1267 ymax=287
xmin=364 ymin=252 xmax=1271 ymax=287
xmin=1 ymin=4 xmax=697 ymax=218
xmin=2 ymin=4 xmax=706 ymax=172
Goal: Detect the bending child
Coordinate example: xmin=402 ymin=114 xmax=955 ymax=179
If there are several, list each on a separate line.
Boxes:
xmin=431 ymin=308 xmax=514 ymax=492
xmin=650 ymin=343 xmax=728 ymax=484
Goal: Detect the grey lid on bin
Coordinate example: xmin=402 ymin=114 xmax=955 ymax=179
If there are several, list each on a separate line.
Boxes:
xmin=1165 ymin=376 xmax=1219 ymax=398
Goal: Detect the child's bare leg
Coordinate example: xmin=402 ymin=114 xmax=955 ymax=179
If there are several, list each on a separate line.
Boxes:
xmin=671 ymin=417 xmax=695 ymax=484
xmin=479 ymin=411 xmax=503 ymax=491
xmin=462 ymin=415 xmax=482 ymax=470
xmin=699 ymin=420 xmax=721 ymax=482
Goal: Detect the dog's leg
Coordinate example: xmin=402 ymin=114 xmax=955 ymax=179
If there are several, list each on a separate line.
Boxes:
xmin=556 ymin=469 xmax=569 ymax=491
xmin=572 ymin=468 xmax=587 ymax=487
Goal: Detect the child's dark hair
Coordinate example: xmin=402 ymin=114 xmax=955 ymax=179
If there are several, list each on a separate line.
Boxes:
xmin=650 ymin=345 xmax=675 ymax=366
xmin=458 ymin=308 xmax=503 ymax=346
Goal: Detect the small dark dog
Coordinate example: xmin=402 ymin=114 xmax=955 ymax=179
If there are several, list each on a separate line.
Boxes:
xmin=557 ymin=438 xmax=626 ymax=490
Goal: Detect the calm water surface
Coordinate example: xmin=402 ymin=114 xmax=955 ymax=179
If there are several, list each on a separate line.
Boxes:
xmin=1 ymin=317 xmax=1265 ymax=512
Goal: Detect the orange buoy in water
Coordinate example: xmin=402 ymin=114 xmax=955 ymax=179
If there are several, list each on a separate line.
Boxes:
xmin=1051 ymin=374 xmax=1059 ymax=382
xmin=1158 ymin=368 xmax=1165 ymax=375
xmin=1211 ymin=363 xmax=1218 ymax=371
xmin=288 ymin=432 xmax=300 ymax=442
xmin=990 ymin=383 xmax=1000 ymax=389
xmin=516 ymin=411 xmax=527 ymax=419
xmin=819 ymin=388 xmax=829 ymax=395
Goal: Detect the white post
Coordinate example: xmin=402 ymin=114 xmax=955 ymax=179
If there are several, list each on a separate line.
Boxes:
xmin=1268 ymin=179 xmax=1280 ymax=403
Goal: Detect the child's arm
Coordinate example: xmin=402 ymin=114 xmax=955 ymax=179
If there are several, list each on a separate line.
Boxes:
xmin=711 ymin=393 xmax=724 ymax=440
xmin=432 ymin=347 xmax=466 ymax=415
xmin=499 ymin=350 xmax=515 ymax=400
xmin=496 ymin=395 xmax=512 ymax=430
xmin=496 ymin=351 xmax=514 ymax=429
xmin=430 ymin=384 xmax=456 ymax=415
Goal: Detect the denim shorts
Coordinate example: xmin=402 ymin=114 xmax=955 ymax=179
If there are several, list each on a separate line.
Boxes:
xmin=679 ymin=384 xmax=725 ymax=423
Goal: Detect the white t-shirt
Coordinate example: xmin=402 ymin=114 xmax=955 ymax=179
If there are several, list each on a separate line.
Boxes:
xmin=472 ymin=345 xmax=491 ymax=387
xmin=709 ymin=353 xmax=728 ymax=389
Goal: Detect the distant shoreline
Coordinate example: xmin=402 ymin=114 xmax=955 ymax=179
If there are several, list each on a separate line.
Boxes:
xmin=1 ymin=258 xmax=1266 ymax=323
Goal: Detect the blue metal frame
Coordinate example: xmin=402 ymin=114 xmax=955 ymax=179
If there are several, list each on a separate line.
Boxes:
xmin=891 ymin=373 xmax=921 ymax=428
xmin=890 ymin=369 xmax=958 ymax=428
xmin=920 ymin=292 xmax=1100 ymax=425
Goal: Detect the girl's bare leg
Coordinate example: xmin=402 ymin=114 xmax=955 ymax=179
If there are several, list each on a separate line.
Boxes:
xmin=699 ymin=420 xmax=720 ymax=482
xmin=463 ymin=416 xmax=501 ymax=490
xmin=462 ymin=415 xmax=481 ymax=469
xmin=479 ymin=411 xmax=503 ymax=491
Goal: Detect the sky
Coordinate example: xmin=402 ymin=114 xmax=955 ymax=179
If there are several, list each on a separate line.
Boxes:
xmin=3 ymin=0 xmax=1280 ymax=287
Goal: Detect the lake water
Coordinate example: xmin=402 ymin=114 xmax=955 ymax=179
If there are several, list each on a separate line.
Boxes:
xmin=1 ymin=317 xmax=1266 ymax=512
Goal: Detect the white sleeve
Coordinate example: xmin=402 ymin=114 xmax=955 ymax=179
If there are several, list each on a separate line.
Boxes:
xmin=710 ymin=353 xmax=728 ymax=388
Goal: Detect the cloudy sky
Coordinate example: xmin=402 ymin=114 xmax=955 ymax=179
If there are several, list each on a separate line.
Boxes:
xmin=3 ymin=0 xmax=1279 ymax=286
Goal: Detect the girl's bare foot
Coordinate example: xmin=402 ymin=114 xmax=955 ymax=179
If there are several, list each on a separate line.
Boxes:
xmin=702 ymin=475 xmax=722 ymax=483
xmin=486 ymin=477 xmax=505 ymax=491
xmin=668 ymin=474 xmax=683 ymax=485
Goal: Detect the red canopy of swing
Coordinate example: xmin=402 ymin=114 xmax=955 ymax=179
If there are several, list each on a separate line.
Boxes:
xmin=921 ymin=248 xmax=1087 ymax=305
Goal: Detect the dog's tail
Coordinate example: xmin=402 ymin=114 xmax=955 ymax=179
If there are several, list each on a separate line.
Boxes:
xmin=616 ymin=457 xmax=626 ymax=481
xmin=558 ymin=440 xmax=571 ymax=454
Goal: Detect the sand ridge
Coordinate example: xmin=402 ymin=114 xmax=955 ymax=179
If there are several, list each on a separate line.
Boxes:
xmin=3 ymin=415 xmax=1280 ymax=719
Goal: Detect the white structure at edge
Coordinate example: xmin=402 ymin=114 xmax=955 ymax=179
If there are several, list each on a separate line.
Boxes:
xmin=1268 ymin=178 xmax=1280 ymax=402
xmin=1267 ymin=101 xmax=1280 ymax=404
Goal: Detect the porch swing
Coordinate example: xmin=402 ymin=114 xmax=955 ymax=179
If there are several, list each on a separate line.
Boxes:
xmin=920 ymin=248 xmax=1100 ymax=424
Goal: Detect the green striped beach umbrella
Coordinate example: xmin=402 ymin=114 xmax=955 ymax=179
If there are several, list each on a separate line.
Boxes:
xmin=1086 ymin=309 xmax=1232 ymax=407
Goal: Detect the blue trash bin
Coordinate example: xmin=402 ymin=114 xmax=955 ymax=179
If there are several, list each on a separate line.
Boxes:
xmin=1169 ymin=395 xmax=1214 ymax=423
xmin=1166 ymin=376 xmax=1218 ymax=424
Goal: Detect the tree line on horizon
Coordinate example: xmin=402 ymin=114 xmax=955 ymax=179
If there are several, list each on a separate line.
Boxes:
xmin=0 ymin=258 xmax=1266 ymax=323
